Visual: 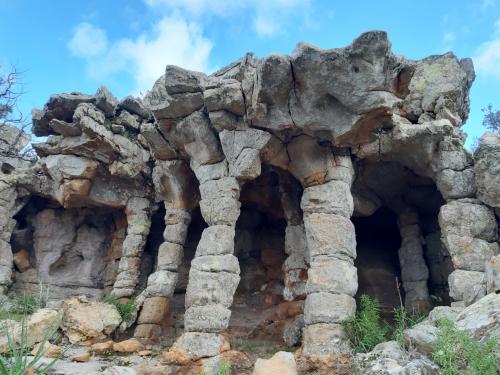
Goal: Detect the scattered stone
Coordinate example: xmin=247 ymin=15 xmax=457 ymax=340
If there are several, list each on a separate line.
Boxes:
xmin=71 ymin=351 xmax=91 ymax=362
xmin=113 ymin=338 xmax=145 ymax=353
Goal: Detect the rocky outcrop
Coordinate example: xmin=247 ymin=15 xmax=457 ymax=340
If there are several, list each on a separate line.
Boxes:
xmin=1 ymin=30 xmax=499 ymax=371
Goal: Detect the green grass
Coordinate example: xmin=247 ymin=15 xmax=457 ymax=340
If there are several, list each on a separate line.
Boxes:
xmin=392 ymin=305 xmax=425 ymax=348
xmin=0 ymin=286 xmax=50 ymax=321
xmin=216 ymin=362 xmax=231 ymax=375
xmin=100 ymin=294 xmax=136 ymax=323
xmin=0 ymin=302 xmax=62 ymax=375
xmin=198 ymin=361 xmax=231 ymax=375
xmin=432 ymin=319 xmax=498 ymax=375
xmin=343 ymin=294 xmax=389 ymax=353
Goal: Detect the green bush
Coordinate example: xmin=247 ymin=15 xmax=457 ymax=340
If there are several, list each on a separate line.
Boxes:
xmin=343 ymin=294 xmax=389 ymax=353
xmin=432 ymin=319 xmax=498 ymax=375
xmin=101 ymin=294 xmax=136 ymax=323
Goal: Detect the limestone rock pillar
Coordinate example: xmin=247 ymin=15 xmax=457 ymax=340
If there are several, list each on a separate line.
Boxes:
xmin=112 ymin=197 xmax=152 ymax=298
xmin=397 ymin=210 xmax=431 ymax=313
xmin=0 ymin=180 xmax=17 ymax=295
xmin=166 ymin=163 xmax=241 ymax=362
xmin=134 ymin=207 xmax=192 ymax=341
xmin=433 ymin=135 xmax=499 ymax=306
xmin=298 ymin=155 xmax=357 ymax=372
xmin=279 ymin=173 xmax=307 ymax=302
xmin=438 ymin=199 xmax=498 ymax=306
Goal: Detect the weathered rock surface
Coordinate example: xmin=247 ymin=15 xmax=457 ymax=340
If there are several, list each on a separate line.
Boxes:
xmin=2 ymin=29 xmax=499 ymax=372
xmin=253 ymin=351 xmax=298 ymax=375
xmin=61 ymin=298 xmax=122 ymax=344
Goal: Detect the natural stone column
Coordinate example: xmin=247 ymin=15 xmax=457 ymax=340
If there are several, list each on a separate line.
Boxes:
xmin=166 ymin=163 xmax=241 ymax=362
xmin=112 ymin=197 xmax=152 ymax=298
xmin=0 ymin=180 xmax=17 ymax=295
xmin=431 ymin=134 xmax=500 ymax=306
xmin=279 ymin=173 xmax=307 ymax=302
xmin=135 ymin=207 xmax=192 ymax=341
xmin=298 ymin=155 xmax=357 ymax=373
xmin=438 ymin=199 xmax=498 ymax=306
xmin=397 ymin=210 xmax=430 ymax=313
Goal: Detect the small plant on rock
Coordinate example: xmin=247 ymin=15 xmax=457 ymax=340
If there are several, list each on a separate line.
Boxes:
xmin=216 ymin=361 xmax=231 ymax=375
xmin=101 ymin=294 xmax=136 ymax=323
xmin=432 ymin=319 xmax=498 ymax=375
xmin=343 ymin=294 xmax=389 ymax=353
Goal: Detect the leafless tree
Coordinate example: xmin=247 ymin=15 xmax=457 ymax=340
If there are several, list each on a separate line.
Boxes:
xmin=482 ymin=104 xmax=500 ymax=134
xmin=0 ymin=65 xmax=35 ymax=160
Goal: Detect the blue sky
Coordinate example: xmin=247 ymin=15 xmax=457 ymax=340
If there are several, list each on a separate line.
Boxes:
xmin=1 ymin=0 xmax=499 ymax=147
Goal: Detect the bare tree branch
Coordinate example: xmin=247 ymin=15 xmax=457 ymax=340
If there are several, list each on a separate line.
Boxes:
xmin=0 ymin=65 xmax=36 ymax=161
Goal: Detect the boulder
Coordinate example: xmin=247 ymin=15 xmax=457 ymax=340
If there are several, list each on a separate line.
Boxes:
xmin=62 ymin=298 xmax=122 ymax=344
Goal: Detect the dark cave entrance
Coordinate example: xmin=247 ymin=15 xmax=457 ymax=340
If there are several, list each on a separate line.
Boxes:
xmin=228 ymin=167 xmax=295 ymax=346
xmin=353 ymin=208 xmax=403 ymax=320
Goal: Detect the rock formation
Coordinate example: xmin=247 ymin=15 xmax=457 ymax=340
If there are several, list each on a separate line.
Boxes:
xmin=1 ymin=31 xmax=499 ymax=373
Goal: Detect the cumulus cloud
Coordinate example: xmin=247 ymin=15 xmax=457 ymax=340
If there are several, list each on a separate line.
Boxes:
xmin=68 ymin=16 xmax=212 ymax=94
xmin=67 ymin=22 xmax=108 ymax=58
xmin=473 ymin=19 xmax=500 ymax=78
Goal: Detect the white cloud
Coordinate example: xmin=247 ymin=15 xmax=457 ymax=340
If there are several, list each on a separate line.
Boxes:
xmin=67 ymin=22 xmax=108 ymax=58
xmin=69 ymin=16 xmax=212 ymax=94
xmin=145 ymin=0 xmax=311 ymax=37
xmin=473 ymin=19 xmax=500 ymax=78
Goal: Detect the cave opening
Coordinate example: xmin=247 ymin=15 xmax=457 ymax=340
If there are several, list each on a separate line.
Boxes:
xmin=353 ymin=207 xmax=403 ymax=320
xmin=10 ymin=195 xmax=127 ymax=301
xmin=228 ymin=166 xmax=300 ymax=348
xmin=352 ymin=159 xmax=452 ymax=316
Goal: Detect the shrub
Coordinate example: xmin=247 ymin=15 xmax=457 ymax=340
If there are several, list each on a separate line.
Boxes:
xmin=432 ymin=319 xmax=498 ymax=375
xmin=343 ymin=294 xmax=389 ymax=353
xmin=101 ymin=294 xmax=136 ymax=323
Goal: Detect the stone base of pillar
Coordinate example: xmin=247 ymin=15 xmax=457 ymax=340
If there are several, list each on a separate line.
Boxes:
xmin=296 ymin=323 xmax=353 ymax=375
xmin=163 ymin=332 xmax=230 ymax=365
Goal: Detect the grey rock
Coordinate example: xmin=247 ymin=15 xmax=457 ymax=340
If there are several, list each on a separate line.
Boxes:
xmin=304 ymin=292 xmax=356 ymax=324
xmin=448 ymin=269 xmax=486 ymax=305
xmin=474 ymin=132 xmax=500 ymax=209
xmin=164 ymin=65 xmax=204 ymax=94
xmin=95 ymin=85 xmax=118 ymax=117
xmin=173 ymin=332 xmax=227 ymax=359
xmin=196 ymin=225 xmax=235 ymax=256
xmin=306 ymin=257 xmax=357 ymax=296
xmin=436 ymin=168 xmax=476 ymax=199
xmin=184 ymin=305 xmax=231 ymax=333
xmin=111 ymin=124 xmax=125 ymax=134
xmin=203 ymin=80 xmax=245 ymax=116
xmin=48 ymin=119 xmax=82 ymax=137
xmin=118 ymin=96 xmax=151 ymax=119
xmin=185 ymin=269 xmax=240 ymax=308
xmin=191 ymin=255 xmax=240 ymax=274
xmin=301 ymin=180 xmax=354 ymax=217
xmin=303 ymin=213 xmax=356 ymax=259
